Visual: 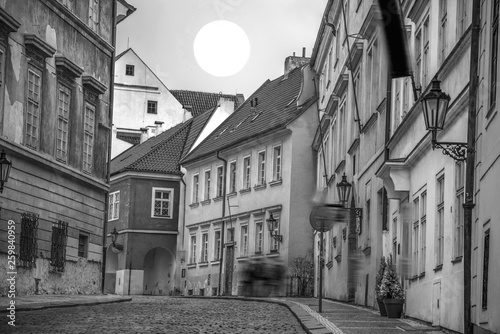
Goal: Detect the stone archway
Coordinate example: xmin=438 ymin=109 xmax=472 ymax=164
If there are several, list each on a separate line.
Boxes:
xmin=143 ymin=247 xmax=174 ymax=295
xmin=105 ymin=246 xmax=119 ymax=294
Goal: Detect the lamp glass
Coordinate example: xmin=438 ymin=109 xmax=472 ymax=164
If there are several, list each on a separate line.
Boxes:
xmin=111 ymin=227 xmax=118 ymax=244
xmin=266 ymin=213 xmax=276 ymax=232
xmin=336 ymin=173 xmax=352 ymax=204
xmin=421 ymin=79 xmax=450 ymax=131
xmin=0 ymin=150 xmax=12 ymax=186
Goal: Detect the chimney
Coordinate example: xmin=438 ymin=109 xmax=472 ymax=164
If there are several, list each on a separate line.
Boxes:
xmin=139 ymin=128 xmax=149 ymax=144
xmin=154 ymin=121 xmax=164 ymax=135
xmin=284 ymin=47 xmax=310 ymax=75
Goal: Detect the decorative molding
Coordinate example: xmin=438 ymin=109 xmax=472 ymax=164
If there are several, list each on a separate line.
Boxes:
xmin=359 ymin=4 xmax=380 ymax=40
xmin=24 ymin=34 xmax=56 ymax=59
xmin=361 ymin=112 xmax=378 ymax=134
xmin=239 ymin=188 xmax=251 ymax=195
xmin=269 ymin=180 xmax=282 ymax=187
xmin=346 ymin=42 xmax=363 ymax=71
xmin=333 ymin=74 xmax=349 ymax=97
xmin=189 ymin=203 xmax=199 ymax=209
xmin=335 ymin=254 xmax=342 ymax=263
xmin=201 ymin=199 xmax=211 ymax=206
xmin=348 ymin=138 xmax=360 ymax=155
xmin=0 ymin=8 xmax=21 ymax=34
xmin=108 ymin=229 xmax=178 ymax=235
xmin=334 ymin=160 xmax=346 ymax=174
xmin=408 ymin=0 xmax=429 ymax=24
xmin=82 ymin=75 xmax=107 ymax=95
xmin=55 ymin=56 xmax=84 ymax=79
xmin=253 ymin=184 xmax=267 ymax=191
xmin=362 ymin=245 xmax=371 ymax=256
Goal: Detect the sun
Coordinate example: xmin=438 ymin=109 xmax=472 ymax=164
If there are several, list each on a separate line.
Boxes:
xmin=193 ymin=20 xmax=250 ymax=77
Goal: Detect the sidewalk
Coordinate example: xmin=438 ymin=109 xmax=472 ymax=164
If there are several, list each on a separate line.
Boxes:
xmin=274 ymin=297 xmax=447 ymax=334
xmin=0 ymin=294 xmax=131 ymax=312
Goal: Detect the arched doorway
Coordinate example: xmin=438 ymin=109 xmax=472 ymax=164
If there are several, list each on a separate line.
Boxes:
xmin=105 ymin=246 xmax=119 ymax=294
xmin=143 ymin=247 xmax=174 ymax=295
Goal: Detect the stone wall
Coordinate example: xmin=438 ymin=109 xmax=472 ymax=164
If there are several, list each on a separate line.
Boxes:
xmin=0 ymin=253 xmax=101 ymax=296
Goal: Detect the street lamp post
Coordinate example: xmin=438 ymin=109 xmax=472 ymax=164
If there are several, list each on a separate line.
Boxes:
xmin=310 ymin=204 xmax=348 ymax=312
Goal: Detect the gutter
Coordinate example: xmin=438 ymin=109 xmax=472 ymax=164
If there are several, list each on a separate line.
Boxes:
xmin=216 ymin=151 xmax=227 ymax=296
xmin=101 ymin=0 xmax=117 ymax=294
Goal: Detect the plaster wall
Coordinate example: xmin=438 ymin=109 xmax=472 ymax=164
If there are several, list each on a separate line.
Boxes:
xmin=115 ymin=269 xmax=143 ymax=295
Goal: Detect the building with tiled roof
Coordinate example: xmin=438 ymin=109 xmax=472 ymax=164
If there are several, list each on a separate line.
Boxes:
xmin=178 ymin=63 xmax=320 ymax=297
xmin=104 ymin=97 xmax=237 ymax=296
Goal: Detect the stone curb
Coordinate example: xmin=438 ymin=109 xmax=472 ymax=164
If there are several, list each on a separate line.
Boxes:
xmin=174 ymin=296 xmax=325 ymax=334
xmin=0 ymin=297 xmax=132 ymax=313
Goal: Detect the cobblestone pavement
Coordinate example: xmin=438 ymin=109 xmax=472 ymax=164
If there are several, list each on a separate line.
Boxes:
xmin=0 ymin=296 xmax=306 ymax=334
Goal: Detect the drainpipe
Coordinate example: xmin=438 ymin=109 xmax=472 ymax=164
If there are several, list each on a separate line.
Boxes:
xmin=216 ymin=151 xmax=227 ymax=296
xmin=101 ymin=0 xmax=117 ymax=294
xmin=463 ymin=0 xmax=480 ymax=332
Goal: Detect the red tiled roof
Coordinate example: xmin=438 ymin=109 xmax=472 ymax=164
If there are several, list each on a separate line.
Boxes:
xmin=181 ymin=66 xmax=311 ymax=165
xmin=171 ymin=90 xmax=243 ymax=117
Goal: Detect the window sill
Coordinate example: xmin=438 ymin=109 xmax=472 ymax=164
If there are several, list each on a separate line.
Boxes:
xmin=451 ymin=256 xmax=463 ymax=264
xmin=151 ymin=216 xmax=172 ymax=219
xmin=189 ymin=203 xmax=199 ymax=208
xmin=269 ymin=179 xmax=282 ymax=187
xmin=253 ymin=251 xmax=263 ymax=256
xmin=486 ymin=101 xmax=496 ymax=119
xmin=237 ymin=256 xmax=249 ymax=261
xmin=227 ymin=192 xmax=237 ymax=198
xmin=335 ymin=254 xmax=342 ymax=263
xmin=198 ymin=262 xmax=209 ymax=268
xmin=210 ymin=260 xmax=220 ymax=265
xmin=326 ymin=261 xmax=333 ymax=269
xmin=267 ymin=252 xmax=280 ymax=258
xmin=418 ymin=272 xmax=425 ymax=278
xmin=362 ymin=246 xmax=371 ymax=256
xmin=433 ymin=264 xmax=443 ymax=272
xmin=239 ymin=188 xmax=251 ymax=195
xmin=213 ymin=196 xmax=223 ymax=203
xmin=201 ymin=199 xmax=211 ymax=206
xmin=187 ymin=263 xmax=196 ymax=268
xmin=410 ymin=275 xmax=419 ymax=281
xmin=253 ymin=184 xmax=267 ymax=191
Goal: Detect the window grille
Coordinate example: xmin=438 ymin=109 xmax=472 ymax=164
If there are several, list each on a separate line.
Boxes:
xmin=19 ymin=212 xmax=38 ymax=268
xmin=153 ymin=188 xmax=171 ymax=218
xmin=50 ymin=221 xmax=68 ymax=272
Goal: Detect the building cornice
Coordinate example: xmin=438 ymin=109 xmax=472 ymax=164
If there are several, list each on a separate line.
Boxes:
xmin=110 ymin=171 xmax=182 ymax=183
xmin=108 ymin=229 xmax=178 ymax=236
xmin=0 ymin=8 xmax=21 ymax=34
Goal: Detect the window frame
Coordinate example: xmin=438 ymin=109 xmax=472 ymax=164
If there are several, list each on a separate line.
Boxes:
xmin=78 ymin=233 xmax=89 ymax=258
xmin=125 ymin=64 xmax=134 ymax=76
xmin=201 ymin=232 xmax=209 ymax=263
xmin=190 ymin=234 xmax=197 ymax=264
xmin=255 ymin=220 xmax=263 ymax=254
xmin=453 ymin=163 xmax=465 ymax=259
xmin=243 ymin=156 xmax=251 ymax=189
xmin=240 ymin=224 xmax=248 ymax=256
xmin=25 ymin=67 xmax=42 ymax=150
xmin=108 ymin=190 xmax=120 ymax=221
xmin=436 ymin=174 xmax=445 ymax=267
xmin=216 ymin=165 xmax=224 ymax=198
xmin=151 ymin=187 xmax=173 ymax=219
xmin=257 ymin=150 xmax=266 ymax=185
xmin=192 ymin=173 xmax=199 ymax=203
xmin=229 ymin=161 xmax=237 ymax=193
xmin=214 ymin=230 xmax=221 ymax=261
xmin=83 ymin=102 xmax=95 ymax=174
xmin=56 ymin=82 xmax=71 ymax=163
xmin=88 ymin=0 xmax=100 ymax=31
xmin=204 ymin=169 xmax=211 ymax=200
xmin=147 ymin=100 xmax=158 ymax=114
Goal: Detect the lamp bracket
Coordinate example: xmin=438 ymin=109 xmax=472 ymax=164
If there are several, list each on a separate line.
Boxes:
xmin=345 ymin=207 xmax=363 ymax=220
xmin=271 ymin=234 xmax=283 ymax=243
xmin=433 ymin=141 xmax=471 ymax=162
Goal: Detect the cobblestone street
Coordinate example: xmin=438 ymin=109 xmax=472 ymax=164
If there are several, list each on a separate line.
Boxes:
xmin=0 ymin=296 xmax=306 ymax=334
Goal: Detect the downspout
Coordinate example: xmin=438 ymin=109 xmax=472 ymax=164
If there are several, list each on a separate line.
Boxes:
xmin=101 ymin=0 xmax=117 ymax=294
xmin=463 ymin=0 xmax=480 ymax=332
xmin=216 ymin=151 xmax=227 ymax=296
xmin=179 ymin=174 xmax=187 ymax=292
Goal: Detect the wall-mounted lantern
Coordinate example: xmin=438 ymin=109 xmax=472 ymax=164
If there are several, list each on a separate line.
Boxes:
xmin=0 ymin=150 xmax=12 ymax=194
xmin=266 ymin=213 xmax=282 ymax=243
xmin=336 ymin=173 xmax=362 ymax=219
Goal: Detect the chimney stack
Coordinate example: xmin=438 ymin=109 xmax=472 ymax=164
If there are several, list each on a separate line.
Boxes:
xmin=154 ymin=121 xmax=164 ymax=135
xmin=284 ymin=47 xmax=310 ymax=75
xmin=302 ymin=47 xmax=306 ymax=57
xmin=140 ymin=128 xmax=149 ymax=144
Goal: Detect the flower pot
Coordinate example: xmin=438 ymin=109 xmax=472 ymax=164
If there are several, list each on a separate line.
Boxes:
xmin=377 ymin=299 xmax=388 ymax=316
xmin=383 ymin=298 xmax=404 ymax=318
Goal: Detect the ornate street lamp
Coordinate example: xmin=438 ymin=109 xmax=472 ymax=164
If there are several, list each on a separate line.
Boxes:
xmin=110 ymin=227 xmax=123 ymax=252
xmin=0 ymin=150 xmax=12 ymax=194
xmin=421 ymin=79 xmax=471 ymax=161
xmin=266 ymin=213 xmax=282 ymax=242
xmin=336 ymin=173 xmax=362 ymax=219
xmin=310 ymin=203 xmax=349 ymax=312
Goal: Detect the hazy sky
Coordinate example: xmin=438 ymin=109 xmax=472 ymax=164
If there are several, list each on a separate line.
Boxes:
xmin=116 ymin=0 xmax=327 ymax=99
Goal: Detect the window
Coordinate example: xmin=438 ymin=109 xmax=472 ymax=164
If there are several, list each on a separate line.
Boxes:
xmin=152 ymin=187 xmax=173 ymax=218
xmin=454 ymin=163 xmax=465 ymax=259
xmin=240 ymin=225 xmax=248 ymax=256
xmin=88 ymin=0 xmax=100 ymax=31
xmin=255 ymin=221 xmax=263 ymax=253
xmin=436 ymin=175 xmax=445 ymax=267
xmin=56 ymin=84 xmax=71 ymax=162
xmin=147 ymin=100 xmax=157 ymax=114
xmin=258 ymin=151 xmax=266 ymax=185
xmin=108 ymin=191 xmax=120 ymax=221
xmin=412 ymin=197 xmax=420 ymax=276
xmin=190 ymin=235 xmax=197 ymax=264
xmin=366 ymin=40 xmax=379 ymax=116
xmin=78 ymin=233 xmax=89 ymax=258
xmin=439 ymin=0 xmax=448 ymax=64
xmin=392 ymin=217 xmax=397 ymax=263
xmin=243 ymin=156 xmax=251 ymax=189
xmin=204 ymin=170 xmax=211 ymax=200
xmin=422 ymin=18 xmax=430 ymax=87
xmin=50 ymin=221 xmax=68 ymax=272
xmin=273 ymin=146 xmax=282 ymax=181
xmin=125 ymin=64 xmax=134 ymax=76
xmin=491 ymin=0 xmax=499 ymax=107
xmin=214 ymin=230 xmax=221 ymax=260
xmin=25 ymin=68 xmax=42 ymax=149
xmin=335 ymin=24 xmax=341 ymax=65
xmin=216 ymin=166 xmax=224 ymax=197
xmin=229 ymin=161 xmax=236 ymax=193
xmin=19 ymin=212 xmax=38 ymax=268
xmin=420 ymin=191 xmax=427 ymax=274
xmin=415 ymin=29 xmax=422 ymax=86
xmin=192 ymin=174 xmax=199 ymax=203
xmin=457 ymin=0 xmax=467 ymax=37
xmin=226 ymin=227 xmax=235 ymax=243
xmin=59 ymin=0 xmax=74 ymax=11
xmin=269 ymin=214 xmax=279 ymax=252
xmin=0 ymin=47 xmax=5 ymax=114
xmin=83 ymin=103 xmax=95 ymax=173
xmin=201 ymin=233 xmax=208 ymax=262
xmin=482 ymin=228 xmax=490 ymax=309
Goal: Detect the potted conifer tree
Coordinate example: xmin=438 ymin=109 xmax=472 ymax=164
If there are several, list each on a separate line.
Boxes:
xmin=375 ymin=256 xmax=388 ymax=316
xmin=381 ymin=256 xmax=404 ymax=318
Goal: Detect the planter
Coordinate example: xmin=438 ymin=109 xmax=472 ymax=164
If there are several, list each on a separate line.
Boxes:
xmin=383 ymin=298 xmax=404 ymax=318
xmin=377 ymin=299 xmax=387 ymax=316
